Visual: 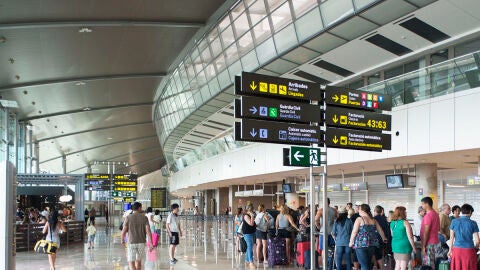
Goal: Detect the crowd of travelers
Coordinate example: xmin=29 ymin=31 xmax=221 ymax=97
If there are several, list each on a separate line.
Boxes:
xmin=234 ymin=196 xmax=479 ymax=270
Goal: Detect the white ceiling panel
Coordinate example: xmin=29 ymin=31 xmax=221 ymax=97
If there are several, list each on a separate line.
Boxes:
xmin=256 ymin=69 xmax=280 ymax=76
xmin=360 ymin=0 xmax=416 ymax=25
xmin=319 ymin=39 xmax=396 ymax=73
xmin=415 ymin=0 xmax=480 ymax=36
xmin=328 ymin=16 xmax=378 ymax=40
xmin=303 ymin=32 xmax=347 ymax=53
xmin=297 ymin=64 xmax=345 ymax=83
xmin=263 ymin=58 xmax=299 ymax=74
xmin=377 ymin=23 xmax=432 ymax=51
xmin=281 ymin=46 xmax=321 ymax=65
xmin=407 ymin=0 xmax=437 ymax=8
xmin=446 ymin=0 xmax=480 ymax=21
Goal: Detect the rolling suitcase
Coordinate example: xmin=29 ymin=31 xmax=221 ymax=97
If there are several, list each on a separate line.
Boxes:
xmin=147 ymin=232 xmax=159 ymax=247
xmin=437 ymin=260 xmax=450 ymax=270
xmin=267 ymin=237 xmax=288 ymax=267
xmin=296 ymin=241 xmax=310 ymax=267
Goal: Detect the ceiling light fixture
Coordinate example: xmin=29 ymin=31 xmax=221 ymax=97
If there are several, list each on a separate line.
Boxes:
xmin=107 ymin=137 xmax=113 ymax=140
xmin=446 ymin=183 xmax=466 ymax=188
xmin=83 ymin=107 xmax=91 ymax=111
xmin=78 ymin=27 xmax=93 ymax=33
xmin=75 ymin=81 xmax=86 ymax=86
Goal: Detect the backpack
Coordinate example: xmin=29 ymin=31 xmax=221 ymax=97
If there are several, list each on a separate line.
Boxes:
xmin=255 ymin=213 xmax=268 ymax=232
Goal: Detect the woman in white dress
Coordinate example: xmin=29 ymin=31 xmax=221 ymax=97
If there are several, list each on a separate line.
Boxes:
xmin=42 ymin=210 xmax=67 ymax=270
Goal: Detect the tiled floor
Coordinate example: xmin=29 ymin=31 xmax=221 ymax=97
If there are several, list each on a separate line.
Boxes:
xmin=16 ymin=217 xmax=302 ymax=270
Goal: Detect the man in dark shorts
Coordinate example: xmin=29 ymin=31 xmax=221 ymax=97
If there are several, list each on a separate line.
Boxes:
xmin=167 ymin=203 xmax=183 ymax=265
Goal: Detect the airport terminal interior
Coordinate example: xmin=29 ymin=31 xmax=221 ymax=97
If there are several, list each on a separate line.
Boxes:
xmin=1 ymin=0 xmax=480 ymax=269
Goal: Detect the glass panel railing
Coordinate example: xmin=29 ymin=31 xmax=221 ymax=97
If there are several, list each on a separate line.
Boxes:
xmin=169 ymin=132 xmax=251 ymax=173
xmin=359 ymin=51 xmax=480 ymax=107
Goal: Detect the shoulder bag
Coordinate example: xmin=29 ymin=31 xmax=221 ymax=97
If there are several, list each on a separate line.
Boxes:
xmin=34 ymin=223 xmax=58 ymax=254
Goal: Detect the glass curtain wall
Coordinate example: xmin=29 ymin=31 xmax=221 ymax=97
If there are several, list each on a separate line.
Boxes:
xmin=153 ymin=0 xmax=379 ymax=160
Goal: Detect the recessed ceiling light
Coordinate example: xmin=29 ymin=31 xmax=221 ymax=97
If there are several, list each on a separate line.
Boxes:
xmin=78 ymin=27 xmax=93 ymax=33
xmin=75 ymin=81 xmax=86 ymax=86
xmin=107 ymin=137 xmax=113 ymax=140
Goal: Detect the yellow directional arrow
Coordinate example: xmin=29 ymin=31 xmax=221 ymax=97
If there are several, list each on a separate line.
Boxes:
xmin=332 ymin=136 xmax=339 ymax=144
xmin=332 ymin=94 xmax=339 ymax=102
xmin=250 ymin=81 xmax=257 ymax=91
xmin=332 ymin=115 xmax=338 ymax=123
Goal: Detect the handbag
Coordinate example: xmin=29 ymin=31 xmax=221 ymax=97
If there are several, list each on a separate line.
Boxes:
xmin=239 ymin=236 xmax=247 ymax=253
xmin=434 ymin=242 xmax=449 ymax=260
xmin=34 ymin=223 xmax=58 ymax=254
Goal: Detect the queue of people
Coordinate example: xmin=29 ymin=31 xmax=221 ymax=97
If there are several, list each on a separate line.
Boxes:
xmin=232 ymin=196 xmax=480 ymax=270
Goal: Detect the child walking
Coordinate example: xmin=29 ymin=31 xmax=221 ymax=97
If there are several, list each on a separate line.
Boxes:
xmin=86 ymin=220 xmax=97 ymax=249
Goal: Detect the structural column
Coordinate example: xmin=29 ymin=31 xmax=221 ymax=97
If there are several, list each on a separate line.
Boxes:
xmin=228 ymin=186 xmax=233 ymax=214
xmin=34 ymin=141 xmax=39 ymax=174
xmin=415 ymin=163 xmax=438 ymax=210
xmin=1 ymin=108 xmax=16 ymax=269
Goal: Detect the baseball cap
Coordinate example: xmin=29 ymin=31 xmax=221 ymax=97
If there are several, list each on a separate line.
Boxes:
xmin=355 ymin=201 xmax=363 ymax=206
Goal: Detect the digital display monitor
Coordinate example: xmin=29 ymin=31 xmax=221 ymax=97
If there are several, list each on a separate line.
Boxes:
xmin=385 ymin=174 xmax=405 ymax=189
xmin=282 ymin=183 xmax=292 ymax=193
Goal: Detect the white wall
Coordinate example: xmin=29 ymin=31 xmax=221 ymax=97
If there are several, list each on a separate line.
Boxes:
xmin=170 ymin=87 xmax=480 ymax=191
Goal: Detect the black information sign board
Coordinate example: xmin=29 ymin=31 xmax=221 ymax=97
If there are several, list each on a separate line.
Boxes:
xmin=235 ymin=119 xmax=323 ymax=145
xmin=325 ymin=86 xmax=392 ymax=111
xmin=84 ymin=173 xmax=110 ymax=191
xmin=113 ymin=174 xmax=137 ymax=193
xmin=325 ymin=106 xmax=391 ymax=131
xmin=326 ymin=127 xmax=391 ymax=151
xmin=235 ymin=96 xmax=322 ymax=124
xmin=151 ymin=188 xmax=167 ymax=209
xmin=235 ymin=72 xmax=322 ymax=102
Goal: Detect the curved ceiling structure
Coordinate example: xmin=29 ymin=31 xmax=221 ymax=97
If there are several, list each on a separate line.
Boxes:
xmin=0 ymin=0 xmax=228 ymax=175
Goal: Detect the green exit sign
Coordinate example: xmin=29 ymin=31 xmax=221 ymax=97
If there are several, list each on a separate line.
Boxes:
xmin=289 ymin=146 xmax=322 ymax=167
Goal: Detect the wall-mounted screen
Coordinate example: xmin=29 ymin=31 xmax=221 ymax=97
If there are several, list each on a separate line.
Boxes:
xmin=385 ymin=174 xmax=406 ymax=189
xmin=282 ymin=183 xmax=292 ymax=193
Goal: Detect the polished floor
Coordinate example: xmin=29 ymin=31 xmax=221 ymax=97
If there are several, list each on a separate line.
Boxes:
xmin=16 ymin=217 xmax=303 ymax=270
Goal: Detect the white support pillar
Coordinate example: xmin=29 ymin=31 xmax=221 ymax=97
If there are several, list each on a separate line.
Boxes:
xmin=415 ymin=163 xmax=438 ymax=210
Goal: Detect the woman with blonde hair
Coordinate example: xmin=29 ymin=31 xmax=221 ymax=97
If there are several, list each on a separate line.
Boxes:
xmin=390 ymin=206 xmax=416 ymax=270
xmin=255 ymin=204 xmax=270 ymax=265
xmin=276 ymin=204 xmax=300 ymax=264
